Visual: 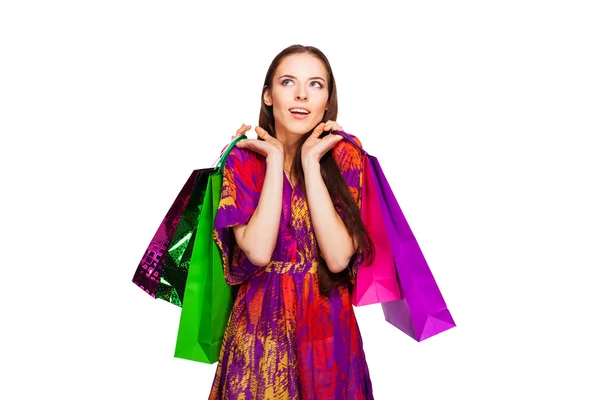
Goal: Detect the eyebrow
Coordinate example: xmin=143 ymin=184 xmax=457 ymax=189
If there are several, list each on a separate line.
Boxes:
xmin=278 ymin=74 xmax=326 ymax=82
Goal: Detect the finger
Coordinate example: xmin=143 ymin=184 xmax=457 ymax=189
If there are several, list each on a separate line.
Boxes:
xmin=236 ymin=124 xmax=250 ymax=136
xmin=321 ymin=134 xmax=344 ymax=152
xmin=324 ymin=120 xmax=342 ymax=132
xmin=312 ymin=132 xmax=342 ymax=152
xmin=326 ymin=133 xmax=344 ymax=146
xmin=312 ymin=122 xmax=326 ymax=137
xmin=236 ymin=139 xmax=268 ymax=157
xmin=236 ymin=138 xmax=256 ymax=150
xmin=255 ymin=126 xmax=271 ymax=141
xmin=308 ymin=135 xmax=342 ymax=159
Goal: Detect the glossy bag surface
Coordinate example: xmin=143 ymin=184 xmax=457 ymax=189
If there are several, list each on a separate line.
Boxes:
xmin=132 ymin=170 xmax=201 ymax=303
xmin=352 ymin=153 xmax=403 ymax=306
xmin=335 ymin=131 xmax=455 ymax=341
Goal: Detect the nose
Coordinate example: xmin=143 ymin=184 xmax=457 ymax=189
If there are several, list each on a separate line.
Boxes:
xmin=295 ymin=87 xmax=307 ymax=101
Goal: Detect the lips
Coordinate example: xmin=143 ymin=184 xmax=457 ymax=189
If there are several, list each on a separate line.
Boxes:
xmin=289 ymin=107 xmax=310 ymax=115
xmin=289 ymin=107 xmax=310 ymax=120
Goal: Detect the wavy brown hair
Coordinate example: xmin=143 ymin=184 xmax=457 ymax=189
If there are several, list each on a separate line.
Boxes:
xmin=258 ymin=44 xmax=374 ymax=296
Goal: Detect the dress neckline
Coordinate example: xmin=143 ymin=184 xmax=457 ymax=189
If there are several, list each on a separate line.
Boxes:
xmin=283 ymin=170 xmax=297 ymax=191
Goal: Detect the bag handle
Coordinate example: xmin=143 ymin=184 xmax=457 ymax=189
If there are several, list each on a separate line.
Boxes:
xmin=331 ymin=130 xmax=370 ymax=157
xmin=213 ymin=132 xmax=363 ymax=171
xmin=214 ymin=134 xmax=247 ymax=172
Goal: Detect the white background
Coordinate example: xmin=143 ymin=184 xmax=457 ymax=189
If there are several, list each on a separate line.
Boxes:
xmin=1 ymin=1 xmax=599 ymax=399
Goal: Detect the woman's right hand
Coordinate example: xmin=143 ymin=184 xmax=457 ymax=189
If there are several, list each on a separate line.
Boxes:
xmin=235 ymin=124 xmax=284 ymax=159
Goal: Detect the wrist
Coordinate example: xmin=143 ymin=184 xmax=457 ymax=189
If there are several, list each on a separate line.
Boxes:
xmin=301 ymin=155 xmax=320 ymax=170
xmin=266 ymin=151 xmax=284 ymax=166
xmin=302 ymin=158 xmax=321 ymax=174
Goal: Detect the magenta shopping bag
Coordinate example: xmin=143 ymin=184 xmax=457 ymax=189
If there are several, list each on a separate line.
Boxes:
xmin=335 ymin=131 xmax=455 ymax=341
xmin=132 ymin=170 xmax=200 ymax=298
xmin=352 ymin=153 xmax=403 ymax=306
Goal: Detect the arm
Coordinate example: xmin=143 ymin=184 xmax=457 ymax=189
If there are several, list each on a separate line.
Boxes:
xmin=233 ymin=152 xmax=283 ymax=267
xmin=231 ymin=125 xmax=285 ymax=267
xmin=303 ymin=159 xmax=356 ymax=273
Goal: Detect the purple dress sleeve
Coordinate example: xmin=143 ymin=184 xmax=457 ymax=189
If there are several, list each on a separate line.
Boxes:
xmin=212 ymin=146 xmax=265 ymax=285
xmin=332 ymin=134 xmax=365 ymax=285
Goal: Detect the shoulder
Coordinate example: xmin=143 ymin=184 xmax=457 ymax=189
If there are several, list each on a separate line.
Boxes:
xmin=224 ymin=146 xmax=265 ymax=172
xmin=333 ymin=133 xmax=363 ymax=172
xmin=222 ymin=146 xmax=266 ymax=195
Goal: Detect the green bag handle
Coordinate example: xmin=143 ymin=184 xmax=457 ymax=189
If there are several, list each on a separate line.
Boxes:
xmin=216 ymin=135 xmax=247 ymax=173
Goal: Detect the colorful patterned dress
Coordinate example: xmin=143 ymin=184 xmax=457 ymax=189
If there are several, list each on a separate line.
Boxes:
xmin=209 ymin=135 xmax=373 ymax=400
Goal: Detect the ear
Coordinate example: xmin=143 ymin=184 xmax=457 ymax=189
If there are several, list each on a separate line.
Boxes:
xmin=263 ymin=89 xmax=273 ymax=106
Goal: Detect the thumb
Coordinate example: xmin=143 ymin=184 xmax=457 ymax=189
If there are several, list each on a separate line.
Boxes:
xmin=255 ymin=126 xmax=271 ymax=141
xmin=312 ymin=122 xmax=326 ymax=138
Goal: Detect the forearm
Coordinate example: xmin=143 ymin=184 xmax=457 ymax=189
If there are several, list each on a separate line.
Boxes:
xmin=303 ymin=159 xmax=355 ymax=273
xmin=234 ymin=154 xmax=284 ymax=266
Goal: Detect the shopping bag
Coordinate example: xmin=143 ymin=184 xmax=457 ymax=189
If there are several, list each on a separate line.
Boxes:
xmin=352 ymin=152 xmax=403 ymax=306
xmin=156 ymin=169 xmax=214 ymax=306
xmin=132 ymin=170 xmax=200 ymax=301
xmin=173 ymin=135 xmax=245 ymax=363
xmin=335 ymin=130 xmax=455 ymax=341
xmin=132 ymin=168 xmax=216 ymax=306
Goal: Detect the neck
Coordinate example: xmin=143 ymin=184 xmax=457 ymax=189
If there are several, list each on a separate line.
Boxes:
xmin=274 ymin=128 xmax=302 ymax=171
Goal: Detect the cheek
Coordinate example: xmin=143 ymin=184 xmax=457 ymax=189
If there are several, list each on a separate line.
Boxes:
xmin=271 ymin=87 xmax=288 ymax=107
xmin=318 ymin=90 xmax=329 ymax=108
xmin=272 ymin=106 xmax=285 ymax=122
xmin=315 ymin=96 xmax=329 ymax=115
xmin=270 ymin=93 xmax=285 ymax=115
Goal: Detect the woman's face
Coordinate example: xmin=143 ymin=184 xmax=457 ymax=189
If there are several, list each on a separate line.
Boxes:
xmin=264 ymin=53 xmax=329 ymax=138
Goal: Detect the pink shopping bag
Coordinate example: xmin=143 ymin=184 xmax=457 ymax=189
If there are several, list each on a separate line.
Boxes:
xmin=352 ymin=154 xmax=403 ymax=306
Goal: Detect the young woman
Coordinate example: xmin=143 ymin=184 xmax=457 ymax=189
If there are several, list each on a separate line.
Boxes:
xmin=209 ymin=44 xmax=375 ymax=400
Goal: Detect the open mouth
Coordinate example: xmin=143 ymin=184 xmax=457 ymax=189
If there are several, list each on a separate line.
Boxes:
xmin=289 ymin=108 xmax=310 ymax=115
xmin=289 ymin=107 xmax=310 ymax=120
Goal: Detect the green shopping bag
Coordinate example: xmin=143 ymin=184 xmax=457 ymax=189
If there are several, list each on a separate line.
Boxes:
xmin=174 ymin=135 xmax=245 ymax=363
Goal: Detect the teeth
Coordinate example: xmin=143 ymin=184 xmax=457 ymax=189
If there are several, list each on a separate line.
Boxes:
xmin=290 ymin=108 xmax=309 ymax=114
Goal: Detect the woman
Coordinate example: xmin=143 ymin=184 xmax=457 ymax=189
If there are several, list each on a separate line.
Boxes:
xmin=210 ymin=44 xmax=375 ymax=400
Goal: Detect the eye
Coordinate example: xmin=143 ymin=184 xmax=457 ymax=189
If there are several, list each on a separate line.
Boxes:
xmin=310 ymin=81 xmax=323 ymax=88
xmin=282 ymin=79 xmax=294 ymax=86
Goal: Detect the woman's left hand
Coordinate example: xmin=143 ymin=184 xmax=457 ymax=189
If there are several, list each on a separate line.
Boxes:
xmin=301 ymin=121 xmax=344 ymax=166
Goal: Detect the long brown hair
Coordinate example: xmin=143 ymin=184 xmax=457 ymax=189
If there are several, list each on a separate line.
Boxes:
xmin=258 ymin=44 xmax=374 ymax=296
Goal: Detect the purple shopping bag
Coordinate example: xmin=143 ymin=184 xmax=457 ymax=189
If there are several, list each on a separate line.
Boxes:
xmin=132 ymin=170 xmax=200 ymax=297
xmin=335 ymin=131 xmax=455 ymax=341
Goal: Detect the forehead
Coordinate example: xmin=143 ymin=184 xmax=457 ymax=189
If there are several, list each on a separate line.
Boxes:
xmin=275 ymin=53 xmax=328 ymax=80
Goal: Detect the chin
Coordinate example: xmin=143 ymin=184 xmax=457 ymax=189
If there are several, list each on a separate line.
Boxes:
xmin=286 ymin=119 xmax=322 ymax=135
xmin=288 ymin=127 xmax=312 ymax=136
